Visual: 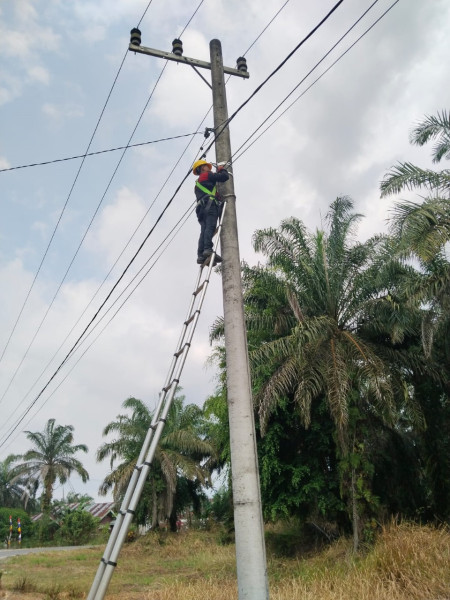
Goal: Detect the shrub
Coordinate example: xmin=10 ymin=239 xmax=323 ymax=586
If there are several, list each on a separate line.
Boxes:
xmin=58 ymin=508 xmax=99 ymax=545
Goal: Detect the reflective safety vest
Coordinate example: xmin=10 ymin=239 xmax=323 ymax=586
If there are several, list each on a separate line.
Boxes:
xmin=195 ymin=181 xmax=221 ymax=215
xmin=196 ymin=181 xmax=217 ymax=200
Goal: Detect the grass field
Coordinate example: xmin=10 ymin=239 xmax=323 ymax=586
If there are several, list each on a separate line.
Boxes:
xmin=0 ymin=522 xmax=449 ymax=599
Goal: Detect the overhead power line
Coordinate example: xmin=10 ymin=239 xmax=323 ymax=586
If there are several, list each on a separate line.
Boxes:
xmin=0 ymin=162 xmax=196 ymax=449
xmin=0 ymin=132 xmax=202 ymax=173
xmin=0 ymin=0 xmax=210 ymax=401
xmin=0 ymin=61 xmax=170 ymax=407
xmin=232 ymin=0 xmax=401 ymax=165
xmin=0 ymin=0 xmax=294 ymax=442
xmin=0 ymin=202 xmax=196 ymax=450
xmin=199 ymin=0 xmax=345 ymax=161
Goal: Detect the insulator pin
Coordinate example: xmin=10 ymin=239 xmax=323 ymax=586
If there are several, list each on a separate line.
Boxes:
xmin=172 ymin=39 xmax=183 ymax=56
xmin=130 ymin=28 xmax=141 ymax=46
xmin=236 ymin=57 xmax=248 ymax=73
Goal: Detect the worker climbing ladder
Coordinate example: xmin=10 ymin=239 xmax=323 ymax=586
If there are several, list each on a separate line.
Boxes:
xmin=86 ymin=199 xmax=228 ymax=600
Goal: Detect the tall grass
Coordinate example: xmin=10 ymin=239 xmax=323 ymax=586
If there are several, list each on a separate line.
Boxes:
xmin=0 ymin=521 xmax=448 ymax=599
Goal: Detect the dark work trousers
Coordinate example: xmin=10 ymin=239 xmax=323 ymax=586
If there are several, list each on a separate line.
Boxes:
xmin=197 ymin=201 xmax=219 ymax=257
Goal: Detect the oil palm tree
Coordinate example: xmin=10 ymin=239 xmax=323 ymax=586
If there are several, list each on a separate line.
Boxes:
xmin=0 ymin=455 xmax=29 ymax=508
xmin=380 ymin=110 xmax=450 ymax=198
xmin=382 ymin=111 xmax=450 ymax=359
xmin=11 ymin=419 xmax=89 ymax=513
xmin=232 ymin=197 xmax=425 ymax=549
xmin=97 ymin=395 xmax=217 ymax=529
xmin=247 ymin=198 xmax=418 ymax=440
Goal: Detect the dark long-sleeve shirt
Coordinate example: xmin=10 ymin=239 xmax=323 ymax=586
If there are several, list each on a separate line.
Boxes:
xmin=194 ymin=169 xmax=229 ymax=201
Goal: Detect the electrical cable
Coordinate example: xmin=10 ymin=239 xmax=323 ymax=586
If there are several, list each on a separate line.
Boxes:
xmin=0 ymin=62 xmax=172 ymax=406
xmin=0 ymin=203 xmax=196 ymax=449
xmin=0 ymin=130 xmax=209 ymax=440
xmin=0 ymin=133 xmax=202 ymax=173
xmin=0 ymin=0 xmax=215 ymax=440
xmin=178 ymin=0 xmax=207 ymax=38
xmin=0 ymin=0 xmax=210 ymax=404
xmin=0 ymin=0 xmax=161 ymax=371
xmin=0 ymin=0 xmax=296 ymax=442
xmin=0 ymin=1 xmax=289 ymax=435
xmin=0 ymin=170 xmax=193 ymax=446
xmin=199 ymin=0 xmax=345 ymax=161
xmin=232 ymin=0 xmax=401 ymax=165
xmin=241 ymin=0 xmax=291 ymax=57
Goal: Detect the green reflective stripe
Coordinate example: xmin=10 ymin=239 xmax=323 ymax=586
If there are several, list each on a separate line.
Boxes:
xmin=196 ymin=181 xmax=216 ymax=197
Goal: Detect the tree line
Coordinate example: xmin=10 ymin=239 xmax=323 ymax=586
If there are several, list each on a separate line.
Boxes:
xmin=1 ymin=111 xmax=449 ymax=549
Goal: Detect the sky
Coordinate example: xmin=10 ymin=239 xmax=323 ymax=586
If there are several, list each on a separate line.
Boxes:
xmin=0 ymin=0 xmax=448 ymax=504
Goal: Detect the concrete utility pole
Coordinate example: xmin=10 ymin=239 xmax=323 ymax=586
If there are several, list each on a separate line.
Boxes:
xmin=129 ymin=34 xmax=269 ymax=599
xmin=209 ymin=40 xmax=269 ymax=600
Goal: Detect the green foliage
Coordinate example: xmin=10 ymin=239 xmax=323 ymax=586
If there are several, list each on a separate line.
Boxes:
xmin=0 ymin=507 xmax=33 ymax=543
xmin=97 ymin=393 xmax=218 ymax=529
xmin=58 ymin=507 xmax=99 ymax=545
xmin=10 ymin=418 xmax=89 ymax=513
xmin=259 ymin=396 xmax=345 ymax=524
xmin=209 ymin=486 xmax=233 ymax=525
xmin=36 ymin=513 xmax=59 ymax=543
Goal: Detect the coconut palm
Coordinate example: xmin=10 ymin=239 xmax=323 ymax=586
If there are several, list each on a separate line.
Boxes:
xmin=11 ymin=419 xmax=89 ymax=513
xmin=97 ymin=395 xmax=217 ymax=529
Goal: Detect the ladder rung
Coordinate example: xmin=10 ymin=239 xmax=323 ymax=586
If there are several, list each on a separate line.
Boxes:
xmin=184 ymin=314 xmax=195 ymax=326
xmin=174 ymin=342 xmax=189 ymax=358
xmin=194 ymin=281 xmax=206 ymax=296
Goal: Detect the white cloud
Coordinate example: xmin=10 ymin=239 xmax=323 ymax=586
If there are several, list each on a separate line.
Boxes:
xmin=28 ymin=65 xmax=50 ymax=85
xmin=42 ymin=102 xmax=84 ymax=120
xmin=85 ymin=186 xmax=148 ymax=264
xmin=0 ymin=156 xmax=11 ymax=170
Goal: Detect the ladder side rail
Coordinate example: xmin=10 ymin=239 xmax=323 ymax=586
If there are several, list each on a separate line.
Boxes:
xmin=161 ymin=267 xmax=204 ymax=391
xmin=93 ymin=377 xmax=181 ymax=600
xmin=87 ymin=388 xmax=172 ymax=600
xmin=90 ymin=200 xmax=229 ymax=600
xmin=92 ymin=276 xmax=214 ymax=600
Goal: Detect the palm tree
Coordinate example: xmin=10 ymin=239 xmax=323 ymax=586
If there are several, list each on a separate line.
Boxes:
xmin=12 ymin=419 xmax=89 ymax=513
xmin=97 ymin=395 xmax=217 ymax=530
xmin=231 ymin=198 xmax=426 ymax=549
xmin=381 ymin=113 xmax=450 ymax=517
xmin=380 ymin=110 xmax=450 ymax=198
xmin=0 ymin=455 xmax=29 ymax=508
xmin=381 ymin=111 xmax=450 ymax=360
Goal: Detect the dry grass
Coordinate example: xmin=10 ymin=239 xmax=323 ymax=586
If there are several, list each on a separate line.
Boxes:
xmin=0 ymin=522 xmax=449 ymax=599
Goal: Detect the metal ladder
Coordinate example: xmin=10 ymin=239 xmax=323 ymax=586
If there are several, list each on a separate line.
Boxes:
xmin=86 ymin=199 xmax=228 ymax=600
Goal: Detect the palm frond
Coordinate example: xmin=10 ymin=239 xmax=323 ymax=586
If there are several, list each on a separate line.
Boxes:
xmin=380 ymin=162 xmax=450 ymax=197
xmin=410 ymin=110 xmax=450 ymax=163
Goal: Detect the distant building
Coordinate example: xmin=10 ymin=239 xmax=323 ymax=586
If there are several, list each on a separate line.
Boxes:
xmin=31 ymin=502 xmax=116 ymax=526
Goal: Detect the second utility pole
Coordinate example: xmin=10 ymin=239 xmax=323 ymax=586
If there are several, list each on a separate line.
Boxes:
xmin=210 ymin=39 xmax=269 ymax=600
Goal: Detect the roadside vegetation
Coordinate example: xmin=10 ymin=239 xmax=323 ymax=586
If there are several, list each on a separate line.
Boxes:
xmin=0 ymin=521 xmax=449 ymax=599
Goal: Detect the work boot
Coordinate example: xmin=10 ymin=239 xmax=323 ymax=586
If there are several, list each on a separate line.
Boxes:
xmin=205 ymin=254 xmax=222 ymax=267
xmin=203 ymin=249 xmax=222 ymax=262
xmin=197 ymin=256 xmax=205 ymax=264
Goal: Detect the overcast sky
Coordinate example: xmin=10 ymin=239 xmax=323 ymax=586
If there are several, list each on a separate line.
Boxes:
xmin=0 ymin=0 xmax=448 ymax=503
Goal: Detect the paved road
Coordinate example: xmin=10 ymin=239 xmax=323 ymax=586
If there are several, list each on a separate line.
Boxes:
xmin=0 ymin=546 xmax=91 ymax=560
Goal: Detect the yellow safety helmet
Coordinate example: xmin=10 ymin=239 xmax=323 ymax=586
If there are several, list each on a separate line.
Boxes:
xmin=192 ymin=159 xmax=212 ymax=175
